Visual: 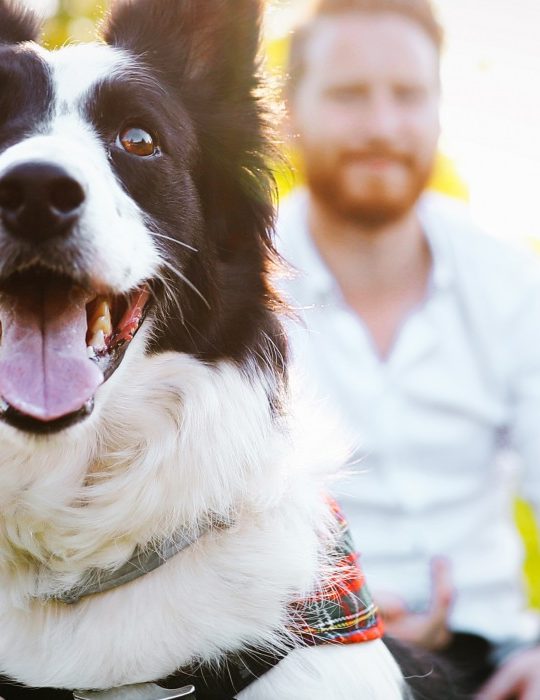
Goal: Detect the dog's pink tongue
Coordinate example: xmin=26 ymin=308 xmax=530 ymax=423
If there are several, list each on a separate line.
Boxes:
xmin=0 ymin=280 xmax=103 ymax=421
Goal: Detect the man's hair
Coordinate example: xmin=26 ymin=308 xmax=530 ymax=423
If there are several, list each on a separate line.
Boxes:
xmin=288 ymin=0 xmax=443 ymax=93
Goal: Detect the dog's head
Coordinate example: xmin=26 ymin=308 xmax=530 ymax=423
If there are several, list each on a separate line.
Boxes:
xmin=0 ymin=0 xmax=284 ymax=435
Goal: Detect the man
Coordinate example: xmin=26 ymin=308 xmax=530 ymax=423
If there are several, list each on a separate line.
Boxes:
xmin=276 ymin=0 xmax=540 ymax=697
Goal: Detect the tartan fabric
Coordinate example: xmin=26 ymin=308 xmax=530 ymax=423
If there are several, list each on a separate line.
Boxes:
xmin=291 ymin=498 xmax=384 ymax=646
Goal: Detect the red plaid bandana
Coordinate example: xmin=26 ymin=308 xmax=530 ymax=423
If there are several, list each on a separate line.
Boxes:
xmin=291 ymin=498 xmax=384 ymax=646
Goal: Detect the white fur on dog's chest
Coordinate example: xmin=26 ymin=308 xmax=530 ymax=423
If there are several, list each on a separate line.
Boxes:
xmin=0 ymin=599 xmax=404 ymax=700
xmin=0 ymin=506 xmax=318 ymax=690
xmin=239 ymin=643 xmax=405 ymax=700
xmin=0 ymin=356 xmax=332 ymax=689
xmin=0 ymin=355 xmax=405 ymax=698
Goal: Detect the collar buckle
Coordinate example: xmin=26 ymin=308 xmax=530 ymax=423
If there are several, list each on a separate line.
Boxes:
xmin=73 ymin=683 xmax=195 ymax=700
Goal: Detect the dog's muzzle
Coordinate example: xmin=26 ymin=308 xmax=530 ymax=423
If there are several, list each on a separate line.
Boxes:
xmin=73 ymin=683 xmax=195 ymax=700
xmin=0 ymin=161 xmax=85 ymax=243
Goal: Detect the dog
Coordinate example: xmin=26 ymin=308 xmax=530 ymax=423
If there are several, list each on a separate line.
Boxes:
xmin=0 ymin=1 xmax=454 ymax=698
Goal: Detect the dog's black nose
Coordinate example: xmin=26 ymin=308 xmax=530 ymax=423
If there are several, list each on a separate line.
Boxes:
xmin=0 ymin=162 xmax=85 ymax=242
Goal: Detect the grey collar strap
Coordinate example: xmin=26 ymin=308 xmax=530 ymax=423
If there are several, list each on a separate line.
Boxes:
xmin=50 ymin=519 xmax=226 ymax=605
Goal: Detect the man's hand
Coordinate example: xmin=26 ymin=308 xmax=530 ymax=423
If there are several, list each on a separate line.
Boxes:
xmin=374 ymin=557 xmax=454 ymax=651
xmin=477 ymin=647 xmax=540 ymax=700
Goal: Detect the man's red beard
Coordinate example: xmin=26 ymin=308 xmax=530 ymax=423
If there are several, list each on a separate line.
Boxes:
xmin=304 ymin=148 xmax=435 ymax=227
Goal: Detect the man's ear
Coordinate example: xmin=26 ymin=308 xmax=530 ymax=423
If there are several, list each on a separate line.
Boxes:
xmin=0 ymin=0 xmax=41 ymax=44
xmin=102 ymin=0 xmax=263 ymax=96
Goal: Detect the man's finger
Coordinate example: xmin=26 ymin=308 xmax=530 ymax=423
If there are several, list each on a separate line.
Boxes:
xmin=373 ymin=590 xmax=408 ymax=621
xmin=522 ymin=679 xmax=540 ymax=700
xmin=403 ymin=557 xmax=454 ymax=649
xmin=429 ymin=556 xmax=454 ymax=617
xmin=477 ymin=661 xmax=525 ymax=700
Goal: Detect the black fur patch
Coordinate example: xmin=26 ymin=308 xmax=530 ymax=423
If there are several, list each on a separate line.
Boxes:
xmin=384 ymin=637 xmax=464 ymax=699
xmin=0 ymin=0 xmax=41 ymax=44
xmin=0 ymin=45 xmax=53 ymax=152
xmin=0 ymin=680 xmax=71 ymax=698
xmin=98 ymin=0 xmax=287 ymax=376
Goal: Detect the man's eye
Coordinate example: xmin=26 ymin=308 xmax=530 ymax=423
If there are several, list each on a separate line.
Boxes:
xmin=327 ymin=86 xmax=368 ymax=103
xmin=117 ymin=126 xmax=158 ymax=157
xmin=394 ymin=86 xmax=424 ymax=103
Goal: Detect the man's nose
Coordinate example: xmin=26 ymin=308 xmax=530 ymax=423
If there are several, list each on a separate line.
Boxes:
xmin=0 ymin=161 xmax=86 ymax=243
xmin=361 ymin=93 xmax=401 ymax=141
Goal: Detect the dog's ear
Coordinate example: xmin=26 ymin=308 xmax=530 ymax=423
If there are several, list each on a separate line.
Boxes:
xmin=102 ymin=0 xmax=263 ymax=95
xmin=0 ymin=0 xmax=41 ymax=44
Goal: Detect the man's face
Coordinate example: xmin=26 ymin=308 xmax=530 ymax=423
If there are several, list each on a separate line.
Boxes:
xmin=290 ymin=12 xmax=441 ymax=226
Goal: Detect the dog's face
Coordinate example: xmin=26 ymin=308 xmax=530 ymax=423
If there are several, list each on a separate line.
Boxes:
xmin=0 ymin=0 xmax=283 ymax=436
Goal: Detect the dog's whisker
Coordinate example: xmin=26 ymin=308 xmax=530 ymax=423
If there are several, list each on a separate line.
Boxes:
xmin=152 ymin=232 xmax=199 ymax=253
xmin=155 ymin=278 xmax=186 ymax=326
xmin=160 ymin=258 xmax=211 ymax=310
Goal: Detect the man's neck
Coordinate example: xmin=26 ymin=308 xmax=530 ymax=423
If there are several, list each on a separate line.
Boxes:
xmin=307 ymin=194 xmax=432 ymax=358
xmin=308 ymin=194 xmax=430 ymax=298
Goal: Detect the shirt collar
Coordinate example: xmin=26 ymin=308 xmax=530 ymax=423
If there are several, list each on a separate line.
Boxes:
xmin=291 ymin=189 xmax=455 ymax=303
xmin=418 ymin=193 xmax=455 ymax=293
xmin=288 ymin=190 xmax=336 ymax=303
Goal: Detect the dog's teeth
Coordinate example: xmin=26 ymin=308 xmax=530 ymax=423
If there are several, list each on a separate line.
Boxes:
xmin=95 ymin=300 xmax=111 ymax=320
xmin=94 ymin=315 xmax=112 ymax=336
xmin=89 ymin=300 xmax=112 ymax=338
xmin=86 ymin=346 xmax=96 ymax=359
xmin=90 ymin=329 xmax=106 ymax=351
xmin=97 ymin=300 xmax=109 ymax=313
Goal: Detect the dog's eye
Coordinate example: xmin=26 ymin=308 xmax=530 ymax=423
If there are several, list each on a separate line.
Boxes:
xmin=117 ymin=127 xmax=158 ymax=157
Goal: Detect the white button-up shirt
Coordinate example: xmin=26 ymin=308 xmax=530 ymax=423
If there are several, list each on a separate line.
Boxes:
xmin=276 ymin=189 xmax=540 ymax=644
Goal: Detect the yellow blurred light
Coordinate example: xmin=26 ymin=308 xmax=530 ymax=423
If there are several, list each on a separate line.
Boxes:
xmin=67 ymin=16 xmax=96 ymax=42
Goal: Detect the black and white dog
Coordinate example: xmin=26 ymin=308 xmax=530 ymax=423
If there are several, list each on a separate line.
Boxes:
xmin=0 ymin=1 xmax=454 ymax=698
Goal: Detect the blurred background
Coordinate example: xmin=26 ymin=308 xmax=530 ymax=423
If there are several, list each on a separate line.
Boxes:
xmin=29 ymin=0 xmax=540 ymax=246
xmin=26 ymin=0 xmax=540 ymax=602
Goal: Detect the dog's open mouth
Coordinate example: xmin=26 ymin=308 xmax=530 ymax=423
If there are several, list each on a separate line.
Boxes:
xmin=0 ymin=268 xmax=150 ymax=432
